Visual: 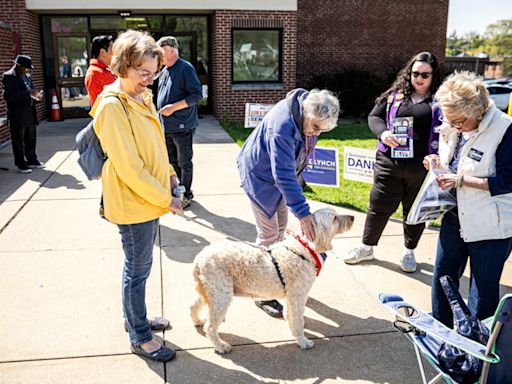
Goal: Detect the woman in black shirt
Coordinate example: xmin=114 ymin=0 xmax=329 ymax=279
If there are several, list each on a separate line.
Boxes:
xmin=344 ymin=52 xmax=442 ymax=273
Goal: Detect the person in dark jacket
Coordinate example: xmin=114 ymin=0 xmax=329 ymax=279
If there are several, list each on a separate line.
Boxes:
xmin=156 ymin=36 xmax=203 ymax=209
xmin=344 ymin=52 xmax=443 ymax=273
xmin=2 ymin=54 xmax=44 ymax=173
xmin=237 ymin=88 xmax=340 ymax=318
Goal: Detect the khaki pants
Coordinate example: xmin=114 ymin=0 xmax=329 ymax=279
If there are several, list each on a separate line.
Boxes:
xmin=250 ymin=198 xmax=288 ymax=248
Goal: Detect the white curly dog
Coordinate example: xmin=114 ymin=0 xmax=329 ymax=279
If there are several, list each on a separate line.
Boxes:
xmin=190 ymin=208 xmax=354 ymax=353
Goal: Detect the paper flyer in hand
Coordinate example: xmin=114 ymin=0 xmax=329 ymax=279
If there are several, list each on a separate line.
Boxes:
xmin=391 ymin=116 xmax=413 ymax=158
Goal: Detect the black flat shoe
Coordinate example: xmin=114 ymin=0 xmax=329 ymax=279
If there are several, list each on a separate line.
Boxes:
xmin=130 ymin=343 xmax=176 ymax=362
xmin=255 ymin=300 xmax=284 ymax=318
xmin=124 ymin=317 xmax=171 ymax=332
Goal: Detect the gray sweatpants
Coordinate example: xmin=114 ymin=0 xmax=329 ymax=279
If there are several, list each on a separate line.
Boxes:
xmin=250 ymin=198 xmax=288 ymax=248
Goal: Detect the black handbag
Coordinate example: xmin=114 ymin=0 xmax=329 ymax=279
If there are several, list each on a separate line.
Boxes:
xmin=437 ymin=275 xmax=490 ymax=384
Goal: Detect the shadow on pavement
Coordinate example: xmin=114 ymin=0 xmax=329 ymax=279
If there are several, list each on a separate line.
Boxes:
xmin=203 ymin=297 xmax=409 ymax=383
xmin=0 ymin=119 xmax=87 ymax=205
xmin=367 ymin=258 xmax=512 ymax=297
xmin=186 ymin=200 xmax=257 ymax=243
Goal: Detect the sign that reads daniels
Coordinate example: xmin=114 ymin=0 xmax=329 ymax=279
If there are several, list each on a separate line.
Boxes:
xmin=302 ymin=147 xmax=339 ymax=187
xmin=244 ymin=103 xmax=274 ymax=128
xmin=343 ymin=146 xmax=375 ymax=184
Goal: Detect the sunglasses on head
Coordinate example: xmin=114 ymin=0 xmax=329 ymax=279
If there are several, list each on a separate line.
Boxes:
xmin=412 ymin=71 xmax=432 ymax=79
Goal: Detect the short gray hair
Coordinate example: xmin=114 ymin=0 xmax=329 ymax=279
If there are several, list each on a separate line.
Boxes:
xmin=157 ymin=36 xmax=179 ymax=49
xmin=435 ymin=71 xmax=489 ymax=119
xmin=303 ymin=89 xmax=340 ymax=131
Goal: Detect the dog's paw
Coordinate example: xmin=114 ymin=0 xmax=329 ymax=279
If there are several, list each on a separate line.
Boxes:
xmin=192 ymin=318 xmax=205 ymax=327
xmin=214 ymin=341 xmax=232 ymax=354
xmin=297 ymin=336 xmax=314 ymax=350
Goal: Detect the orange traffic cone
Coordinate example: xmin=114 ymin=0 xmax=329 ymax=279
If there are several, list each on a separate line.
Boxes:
xmin=50 ymin=89 xmax=62 ymax=121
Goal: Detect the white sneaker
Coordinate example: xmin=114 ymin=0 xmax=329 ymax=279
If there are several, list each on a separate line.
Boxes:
xmin=400 ymin=250 xmax=417 ymax=273
xmin=344 ymin=246 xmax=374 ymax=265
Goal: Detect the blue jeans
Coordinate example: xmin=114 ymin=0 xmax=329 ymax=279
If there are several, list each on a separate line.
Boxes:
xmin=165 ymin=129 xmax=195 ymax=199
xmin=432 ymin=210 xmax=512 ymax=327
xmin=118 ymin=218 xmax=159 ymax=345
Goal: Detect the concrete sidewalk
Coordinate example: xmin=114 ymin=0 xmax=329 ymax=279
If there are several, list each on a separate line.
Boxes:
xmin=0 ymin=116 xmax=510 ymax=384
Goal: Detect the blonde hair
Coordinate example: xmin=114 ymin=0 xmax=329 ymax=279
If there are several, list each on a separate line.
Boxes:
xmin=435 ymin=71 xmax=489 ymax=119
xmin=303 ymin=89 xmax=340 ymax=131
xmin=110 ymin=30 xmax=163 ymax=78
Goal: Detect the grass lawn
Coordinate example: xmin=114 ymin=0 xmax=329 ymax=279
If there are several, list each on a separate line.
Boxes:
xmin=221 ymin=119 xmax=406 ymax=220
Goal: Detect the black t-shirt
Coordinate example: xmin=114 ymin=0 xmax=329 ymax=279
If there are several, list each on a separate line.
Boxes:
xmin=368 ymin=96 xmax=434 ymax=159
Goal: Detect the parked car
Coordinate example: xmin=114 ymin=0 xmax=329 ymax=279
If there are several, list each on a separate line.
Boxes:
xmin=484 ymin=77 xmax=512 ymax=85
xmin=485 ymin=84 xmax=512 ymax=111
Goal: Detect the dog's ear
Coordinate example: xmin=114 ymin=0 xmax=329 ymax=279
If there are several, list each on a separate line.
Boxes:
xmin=312 ymin=209 xmax=337 ymax=252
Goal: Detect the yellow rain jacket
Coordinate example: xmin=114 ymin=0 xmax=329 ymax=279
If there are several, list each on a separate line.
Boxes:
xmin=90 ymin=83 xmax=176 ymax=224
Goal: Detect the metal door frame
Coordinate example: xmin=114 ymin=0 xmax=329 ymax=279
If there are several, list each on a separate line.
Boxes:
xmin=52 ymin=32 xmax=91 ymax=118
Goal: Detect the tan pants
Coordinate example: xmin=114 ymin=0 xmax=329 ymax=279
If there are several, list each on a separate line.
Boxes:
xmin=250 ymin=198 xmax=288 ymax=248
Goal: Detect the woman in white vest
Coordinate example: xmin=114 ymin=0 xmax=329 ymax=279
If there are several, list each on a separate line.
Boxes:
xmin=425 ymin=71 xmax=512 ymax=328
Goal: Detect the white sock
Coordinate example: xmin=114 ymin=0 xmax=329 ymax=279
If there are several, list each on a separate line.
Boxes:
xmin=404 ymin=248 xmax=415 ymax=255
xmin=361 ymin=243 xmax=372 ymax=251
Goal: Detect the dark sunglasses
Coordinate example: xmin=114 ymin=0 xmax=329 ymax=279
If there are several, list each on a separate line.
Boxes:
xmin=412 ymin=71 xmax=433 ymax=79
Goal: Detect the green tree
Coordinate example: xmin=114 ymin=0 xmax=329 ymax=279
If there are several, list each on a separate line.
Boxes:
xmin=482 ymin=19 xmax=512 ymax=56
xmin=446 ymin=30 xmax=464 ymax=56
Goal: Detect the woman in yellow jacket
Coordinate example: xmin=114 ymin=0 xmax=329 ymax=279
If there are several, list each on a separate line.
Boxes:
xmin=91 ymin=30 xmax=182 ymax=362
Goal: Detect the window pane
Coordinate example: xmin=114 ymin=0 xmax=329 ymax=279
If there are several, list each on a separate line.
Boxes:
xmin=51 ymin=17 xmax=87 ymax=32
xmin=165 ymin=16 xmax=208 ymax=74
xmin=90 ymin=15 xmax=163 ymax=31
xmin=90 ymin=16 xmax=125 ymax=30
xmin=233 ymin=30 xmax=280 ymax=82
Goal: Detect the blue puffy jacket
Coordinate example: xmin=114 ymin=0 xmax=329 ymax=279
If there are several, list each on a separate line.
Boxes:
xmin=237 ymin=88 xmax=313 ymax=220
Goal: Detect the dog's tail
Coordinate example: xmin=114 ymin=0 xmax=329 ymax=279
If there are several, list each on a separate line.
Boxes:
xmin=193 ymin=262 xmax=209 ymax=306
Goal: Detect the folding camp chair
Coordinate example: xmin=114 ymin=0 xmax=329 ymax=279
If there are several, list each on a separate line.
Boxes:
xmin=379 ymin=293 xmax=512 ymax=384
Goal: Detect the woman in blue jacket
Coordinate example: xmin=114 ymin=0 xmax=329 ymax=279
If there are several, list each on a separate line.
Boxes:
xmin=237 ymin=88 xmax=340 ymax=317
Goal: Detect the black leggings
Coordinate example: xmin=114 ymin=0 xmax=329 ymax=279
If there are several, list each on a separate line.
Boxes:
xmin=362 ymin=152 xmax=427 ymax=249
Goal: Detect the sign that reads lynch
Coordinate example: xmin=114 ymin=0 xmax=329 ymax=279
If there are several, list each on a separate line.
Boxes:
xmin=244 ymin=103 xmax=274 ymax=128
xmin=343 ymin=146 xmax=375 ymax=184
xmin=302 ymin=147 xmax=339 ymax=187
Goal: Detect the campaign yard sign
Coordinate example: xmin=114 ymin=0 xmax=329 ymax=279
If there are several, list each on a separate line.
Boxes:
xmin=343 ymin=147 xmax=375 ymax=184
xmin=302 ymin=147 xmax=339 ymax=187
xmin=244 ymin=103 xmax=274 ymax=128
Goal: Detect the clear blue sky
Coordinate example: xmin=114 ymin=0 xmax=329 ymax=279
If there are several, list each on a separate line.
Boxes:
xmin=447 ymin=0 xmax=512 ymax=36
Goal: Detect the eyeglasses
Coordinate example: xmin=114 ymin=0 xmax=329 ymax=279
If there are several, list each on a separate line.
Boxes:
xmin=412 ymin=71 xmax=433 ymax=79
xmin=133 ymin=68 xmax=161 ymax=81
xmin=441 ymin=117 xmax=467 ymax=129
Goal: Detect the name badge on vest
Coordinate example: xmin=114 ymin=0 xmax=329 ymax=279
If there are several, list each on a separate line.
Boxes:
xmin=468 ymin=148 xmax=484 ymax=162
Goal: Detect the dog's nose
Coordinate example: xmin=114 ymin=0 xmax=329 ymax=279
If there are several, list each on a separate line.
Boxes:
xmin=349 ymin=216 xmax=355 ymax=223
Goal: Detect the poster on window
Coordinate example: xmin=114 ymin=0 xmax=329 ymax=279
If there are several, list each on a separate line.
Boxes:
xmin=343 ymin=147 xmax=375 ymax=184
xmin=244 ymin=103 xmax=274 ymax=128
xmin=302 ymin=147 xmax=339 ymax=187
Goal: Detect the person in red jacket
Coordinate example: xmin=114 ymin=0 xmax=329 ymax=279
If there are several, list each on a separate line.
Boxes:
xmin=85 ymin=35 xmax=116 ymax=107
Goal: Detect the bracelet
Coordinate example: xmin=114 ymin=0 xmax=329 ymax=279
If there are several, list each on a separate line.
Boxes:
xmin=455 ymin=175 xmax=464 ymax=188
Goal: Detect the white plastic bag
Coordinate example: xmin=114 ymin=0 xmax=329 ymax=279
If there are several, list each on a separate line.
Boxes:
xmin=406 ymin=161 xmax=457 ymax=225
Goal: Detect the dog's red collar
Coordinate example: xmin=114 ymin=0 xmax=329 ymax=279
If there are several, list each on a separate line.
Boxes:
xmin=295 ymin=235 xmax=327 ymax=276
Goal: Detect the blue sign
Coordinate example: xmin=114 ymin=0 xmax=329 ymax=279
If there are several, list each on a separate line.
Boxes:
xmin=302 ymin=147 xmax=339 ymax=187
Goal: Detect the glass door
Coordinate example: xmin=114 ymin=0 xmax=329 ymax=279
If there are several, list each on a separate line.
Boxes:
xmin=53 ymin=33 xmax=90 ymax=118
xmin=173 ymin=32 xmax=209 ymax=113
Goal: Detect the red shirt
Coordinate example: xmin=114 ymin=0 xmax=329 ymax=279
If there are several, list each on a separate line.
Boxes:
xmin=85 ymin=59 xmax=116 ymax=107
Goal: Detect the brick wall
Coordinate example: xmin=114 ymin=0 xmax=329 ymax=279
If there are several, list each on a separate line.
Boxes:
xmin=211 ymin=10 xmax=297 ymax=121
xmin=0 ymin=23 xmax=15 ymax=144
xmin=0 ymin=0 xmax=45 ymax=145
xmin=296 ymin=0 xmax=449 ymax=87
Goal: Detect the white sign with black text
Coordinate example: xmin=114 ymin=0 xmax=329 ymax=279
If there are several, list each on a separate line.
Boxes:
xmin=343 ymin=147 xmax=376 ymax=184
xmin=244 ymin=103 xmax=274 ymax=128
